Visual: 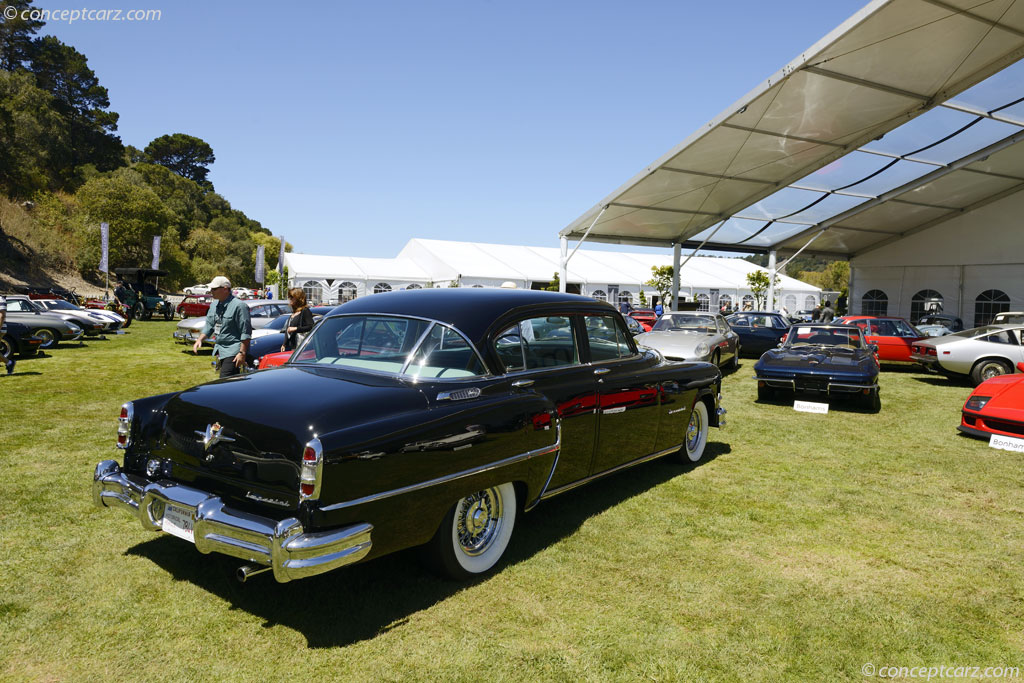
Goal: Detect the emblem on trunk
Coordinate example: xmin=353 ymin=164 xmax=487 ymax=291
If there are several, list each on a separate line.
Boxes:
xmin=195 ymin=422 xmax=236 ymax=455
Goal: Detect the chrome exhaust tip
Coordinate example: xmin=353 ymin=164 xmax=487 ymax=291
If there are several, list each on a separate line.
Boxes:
xmin=236 ymin=564 xmax=271 ymax=583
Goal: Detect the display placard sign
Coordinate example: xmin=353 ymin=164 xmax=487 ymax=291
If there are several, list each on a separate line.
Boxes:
xmin=989 ymin=434 xmax=1024 ymax=453
xmin=794 ymin=400 xmax=829 ymax=414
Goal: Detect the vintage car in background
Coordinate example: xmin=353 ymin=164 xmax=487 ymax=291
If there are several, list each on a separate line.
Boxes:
xmin=6 ymin=295 xmax=108 ymax=337
xmin=176 ymin=295 xmax=212 ymax=319
xmin=754 ymin=323 xmax=880 ymax=409
xmin=911 ymin=324 xmax=1024 ymax=385
xmin=94 ymin=289 xmax=725 ymax=583
xmin=35 ymin=297 xmax=126 ymax=333
xmin=114 ymin=268 xmax=175 ymax=321
xmin=183 ymin=283 xmax=211 ymax=296
xmin=725 ymin=311 xmax=790 ymax=357
xmin=1 ymin=297 xmax=84 ymax=348
xmin=0 ymin=320 xmax=44 ymax=359
xmin=992 ymin=311 xmax=1024 ymax=325
xmin=172 ymin=300 xmax=292 ymax=345
xmin=629 ymin=309 xmax=657 ymax=332
xmin=916 ymin=314 xmax=964 ymax=337
xmin=792 ymin=310 xmax=816 ymax=323
xmin=834 ymin=315 xmax=926 ymax=363
xmin=958 ymin=361 xmax=1024 ymax=441
xmin=634 ymin=312 xmax=740 ymax=370
xmin=244 ymin=306 xmax=336 ymax=366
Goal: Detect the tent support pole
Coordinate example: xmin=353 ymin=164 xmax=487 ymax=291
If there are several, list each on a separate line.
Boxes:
xmin=767 ymin=250 xmax=777 ymax=311
xmin=561 ymin=206 xmax=607 ymax=295
xmin=671 ymin=243 xmax=681 ymax=311
xmin=559 ymin=237 xmax=568 ymax=293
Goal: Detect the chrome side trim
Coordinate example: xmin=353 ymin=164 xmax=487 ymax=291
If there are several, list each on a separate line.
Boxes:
xmin=539 ymin=443 xmax=683 ymax=501
xmin=320 ymin=426 xmax=561 ymax=513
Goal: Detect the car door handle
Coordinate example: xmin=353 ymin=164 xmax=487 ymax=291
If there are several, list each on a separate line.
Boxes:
xmin=511 ymin=379 xmax=534 ymax=388
xmin=593 ymin=367 xmax=611 ymax=375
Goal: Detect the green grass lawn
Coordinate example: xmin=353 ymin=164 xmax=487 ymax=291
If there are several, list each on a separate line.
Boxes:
xmin=2 ymin=322 xmax=1022 ymax=681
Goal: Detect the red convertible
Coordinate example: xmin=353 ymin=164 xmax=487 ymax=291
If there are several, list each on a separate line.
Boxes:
xmin=835 ymin=315 xmax=927 ymax=363
xmin=959 ymin=361 xmax=1024 ymax=442
xmin=176 ymin=295 xmax=212 ymax=319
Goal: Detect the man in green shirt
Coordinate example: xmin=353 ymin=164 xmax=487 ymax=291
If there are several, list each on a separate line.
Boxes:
xmin=192 ymin=276 xmax=252 ymax=378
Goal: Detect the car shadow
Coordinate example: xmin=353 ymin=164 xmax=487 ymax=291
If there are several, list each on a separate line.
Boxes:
xmin=913 ymin=375 xmax=969 ymax=387
xmin=124 ymin=441 xmax=731 ymax=649
xmin=756 ymin=391 xmax=879 ymax=414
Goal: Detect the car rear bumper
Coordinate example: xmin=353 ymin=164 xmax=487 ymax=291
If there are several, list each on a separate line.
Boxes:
xmin=93 ymin=460 xmax=373 ymax=582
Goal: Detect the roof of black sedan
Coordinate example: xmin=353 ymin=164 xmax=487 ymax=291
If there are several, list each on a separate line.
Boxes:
xmin=328 ymin=288 xmax=618 ymax=342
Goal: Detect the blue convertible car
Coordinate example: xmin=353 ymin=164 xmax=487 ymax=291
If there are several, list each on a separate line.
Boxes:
xmin=754 ymin=323 xmax=880 ymax=409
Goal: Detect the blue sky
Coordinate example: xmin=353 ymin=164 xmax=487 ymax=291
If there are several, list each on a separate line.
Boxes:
xmin=37 ymin=0 xmax=866 ymax=257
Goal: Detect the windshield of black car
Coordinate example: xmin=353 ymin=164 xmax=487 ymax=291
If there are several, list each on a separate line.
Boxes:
xmin=785 ymin=326 xmax=863 ymax=350
xmin=293 ymin=315 xmax=487 ymax=379
xmin=651 ymin=314 xmax=716 ymax=333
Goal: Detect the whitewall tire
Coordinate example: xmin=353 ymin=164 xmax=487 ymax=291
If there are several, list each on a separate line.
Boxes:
xmin=428 ymin=482 xmax=517 ymax=579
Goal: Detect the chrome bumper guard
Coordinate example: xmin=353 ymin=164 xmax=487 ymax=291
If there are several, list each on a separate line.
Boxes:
xmin=755 ymin=377 xmax=877 ymax=394
xmin=93 ymin=460 xmax=372 ymax=583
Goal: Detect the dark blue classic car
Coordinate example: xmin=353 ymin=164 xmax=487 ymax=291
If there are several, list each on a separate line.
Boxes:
xmin=725 ymin=311 xmax=791 ymax=357
xmin=94 ymin=289 xmax=725 ymax=583
xmin=1 ymin=320 xmax=44 ymax=359
xmin=753 ymin=323 xmax=880 ymax=409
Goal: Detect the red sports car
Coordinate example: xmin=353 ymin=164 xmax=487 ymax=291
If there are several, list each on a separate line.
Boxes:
xmin=959 ymin=362 xmax=1024 ymax=441
xmin=835 ymin=315 xmax=927 ymax=363
xmin=176 ymin=295 xmax=212 ymax=319
xmin=630 ymin=309 xmax=657 ymax=332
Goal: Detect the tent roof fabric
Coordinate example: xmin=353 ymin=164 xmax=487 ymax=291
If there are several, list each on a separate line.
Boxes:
xmin=560 ymin=0 xmax=1024 ymax=257
xmin=284 ymin=252 xmax=431 ymax=281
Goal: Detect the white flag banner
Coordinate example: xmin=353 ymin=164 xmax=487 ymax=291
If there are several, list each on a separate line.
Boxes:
xmin=99 ymin=222 xmax=109 ymax=273
xmin=255 ymin=245 xmax=265 ymax=283
xmin=277 ymin=235 xmax=285 ymax=276
xmin=151 ymin=235 xmax=161 ymax=270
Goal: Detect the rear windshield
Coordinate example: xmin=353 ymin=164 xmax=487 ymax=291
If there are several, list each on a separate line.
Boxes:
xmin=294 ymin=315 xmax=487 ymax=379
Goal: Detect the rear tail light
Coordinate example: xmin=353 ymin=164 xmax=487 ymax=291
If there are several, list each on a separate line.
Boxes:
xmin=300 ymin=438 xmax=323 ymax=501
xmin=117 ymin=402 xmax=134 ymax=449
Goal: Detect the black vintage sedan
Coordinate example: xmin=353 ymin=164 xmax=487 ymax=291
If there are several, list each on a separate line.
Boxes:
xmin=1 ymin=321 xmax=44 ymax=359
xmin=94 ymin=289 xmax=725 ymax=583
xmin=753 ymin=323 xmax=880 ymax=409
xmin=725 ymin=311 xmax=791 ymax=357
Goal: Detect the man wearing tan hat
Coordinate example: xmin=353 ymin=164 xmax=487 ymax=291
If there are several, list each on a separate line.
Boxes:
xmin=192 ymin=275 xmax=252 ymax=377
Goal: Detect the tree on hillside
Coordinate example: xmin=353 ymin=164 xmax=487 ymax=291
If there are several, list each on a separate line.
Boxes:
xmin=0 ymin=0 xmax=45 ymax=71
xmin=0 ymin=71 xmax=70 ymax=195
xmin=76 ymin=174 xmax=174 ymax=271
xmin=29 ymin=36 xmax=123 ymax=174
xmin=144 ymin=133 xmax=215 ymax=186
xmin=646 ymin=265 xmax=674 ymax=308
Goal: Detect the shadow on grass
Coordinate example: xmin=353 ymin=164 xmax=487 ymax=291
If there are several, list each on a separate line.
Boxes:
xmin=756 ymin=390 xmax=879 ymax=414
xmin=125 ymin=441 xmax=730 ymax=649
xmin=913 ymin=375 xmax=969 ymax=387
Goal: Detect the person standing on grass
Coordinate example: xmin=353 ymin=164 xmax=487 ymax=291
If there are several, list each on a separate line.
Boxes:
xmin=0 ymin=294 xmax=14 ymax=375
xmin=192 ymin=276 xmax=252 ymax=378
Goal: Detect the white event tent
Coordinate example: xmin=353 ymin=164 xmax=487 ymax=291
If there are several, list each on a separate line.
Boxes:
xmin=284 ymin=238 xmax=821 ymax=312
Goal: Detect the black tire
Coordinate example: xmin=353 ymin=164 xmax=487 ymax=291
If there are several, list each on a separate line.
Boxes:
xmin=424 ymin=483 xmax=517 ymax=580
xmin=757 ymin=384 xmax=774 ymax=402
xmin=0 ymin=335 xmax=12 ymax=359
xmin=712 ymin=350 xmax=720 ymax=367
xmin=164 ymin=306 xmax=174 ymax=321
xmin=35 ymin=328 xmax=58 ymax=349
xmin=971 ymin=358 xmax=1011 ymax=386
xmin=861 ymin=388 xmax=881 ymax=412
xmin=730 ymin=346 xmax=740 ymax=371
xmin=673 ymin=399 xmax=709 ymax=463
xmin=133 ymin=302 xmax=145 ymax=321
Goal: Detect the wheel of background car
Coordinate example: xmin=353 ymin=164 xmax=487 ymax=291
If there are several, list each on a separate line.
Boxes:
xmin=35 ymin=328 xmax=57 ymax=349
xmin=730 ymin=346 xmax=740 ymax=370
xmin=0 ymin=335 xmax=12 ymax=359
xmin=757 ymin=384 xmax=774 ymax=402
xmin=427 ymin=482 xmax=517 ymax=579
xmin=133 ymin=302 xmax=145 ymax=320
xmin=712 ymin=350 xmax=720 ymax=367
xmin=862 ymin=388 xmax=881 ymax=412
xmin=677 ymin=399 xmax=709 ymax=463
xmin=971 ymin=358 xmax=1012 ymax=386
xmin=164 ymin=306 xmax=173 ymax=321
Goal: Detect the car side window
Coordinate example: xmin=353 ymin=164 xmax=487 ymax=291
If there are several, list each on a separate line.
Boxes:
xmin=494 ymin=316 xmax=578 ymax=372
xmin=405 ymin=324 xmax=487 ymax=378
xmin=772 ymin=316 xmax=789 ymax=330
xmin=982 ymin=330 xmax=1018 ymax=345
xmin=730 ymin=317 xmax=749 ymax=328
xmin=585 ymin=315 xmax=633 ymax=362
xmin=8 ymin=300 xmax=29 ymax=312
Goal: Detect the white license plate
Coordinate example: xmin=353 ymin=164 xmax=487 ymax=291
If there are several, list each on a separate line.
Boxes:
xmin=161 ymin=503 xmax=195 ymax=543
xmin=989 ymin=433 xmax=1024 ymax=453
xmin=794 ymin=400 xmax=829 ymax=414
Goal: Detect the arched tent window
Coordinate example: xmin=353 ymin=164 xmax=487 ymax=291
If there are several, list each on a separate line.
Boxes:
xmin=373 ymin=282 xmax=392 ymax=294
xmin=975 ymin=289 xmax=1010 ymax=327
xmin=783 ymin=294 xmax=797 ymax=311
xmin=696 ymin=293 xmax=710 ymax=312
xmin=911 ymin=289 xmax=943 ymax=322
xmin=405 ymin=284 xmax=423 ymax=290
xmin=719 ymin=294 xmax=733 ymax=311
xmin=591 ymin=289 xmax=607 ymax=302
xmin=742 ymin=295 xmax=755 ymax=311
xmin=862 ymin=289 xmax=888 ymax=316
xmin=337 ymin=282 xmax=357 ymax=302
xmin=804 ymin=295 xmax=816 ymax=310
xmin=618 ymin=290 xmax=633 ymax=305
xmin=300 ymin=281 xmax=323 ymax=304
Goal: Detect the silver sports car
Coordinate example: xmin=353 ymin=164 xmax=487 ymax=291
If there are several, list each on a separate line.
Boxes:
xmin=172 ymin=300 xmax=292 ymax=345
xmin=910 ymin=324 xmax=1024 ymax=385
xmin=634 ymin=312 xmax=740 ymax=369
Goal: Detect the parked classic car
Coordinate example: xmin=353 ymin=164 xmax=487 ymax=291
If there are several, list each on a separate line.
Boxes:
xmin=0 ymin=296 xmax=84 ymax=348
xmin=6 ymin=295 xmax=108 ymax=337
xmin=245 ymin=306 xmax=336 ymax=365
xmin=834 ymin=315 xmax=926 ymax=363
xmin=0 ymin=320 xmax=44 ymax=359
xmin=634 ymin=312 xmax=740 ymax=370
xmin=958 ymin=361 xmax=1024 ymax=441
xmin=172 ymin=300 xmax=292 ymax=345
xmin=725 ymin=311 xmax=790 ymax=357
xmin=629 ymin=309 xmax=657 ymax=332
xmin=183 ymin=283 xmax=211 ymax=296
xmin=114 ymin=268 xmax=175 ymax=320
xmin=916 ymin=314 xmax=964 ymax=337
xmin=35 ymin=297 xmax=126 ymax=332
xmin=94 ymin=289 xmax=725 ymax=583
xmin=176 ymin=295 xmax=212 ymax=319
xmin=911 ymin=324 xmax=1024 ymax=385
xmin=992 ymin=311 xmax=1024 ymax=325
xmin=754 ymin=323 xmax=880 ymax=408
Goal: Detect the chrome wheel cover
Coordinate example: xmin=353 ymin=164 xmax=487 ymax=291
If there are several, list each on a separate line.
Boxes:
xmin=455 ymin=487 xmax=504 ymax=556
xmin=982 ymin=362 xmax=1006 ymax=381
xmin=686 ymin=407 xmax=704 ymax=452
xmin=36 ymin=329 xmax=55 ymax=348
